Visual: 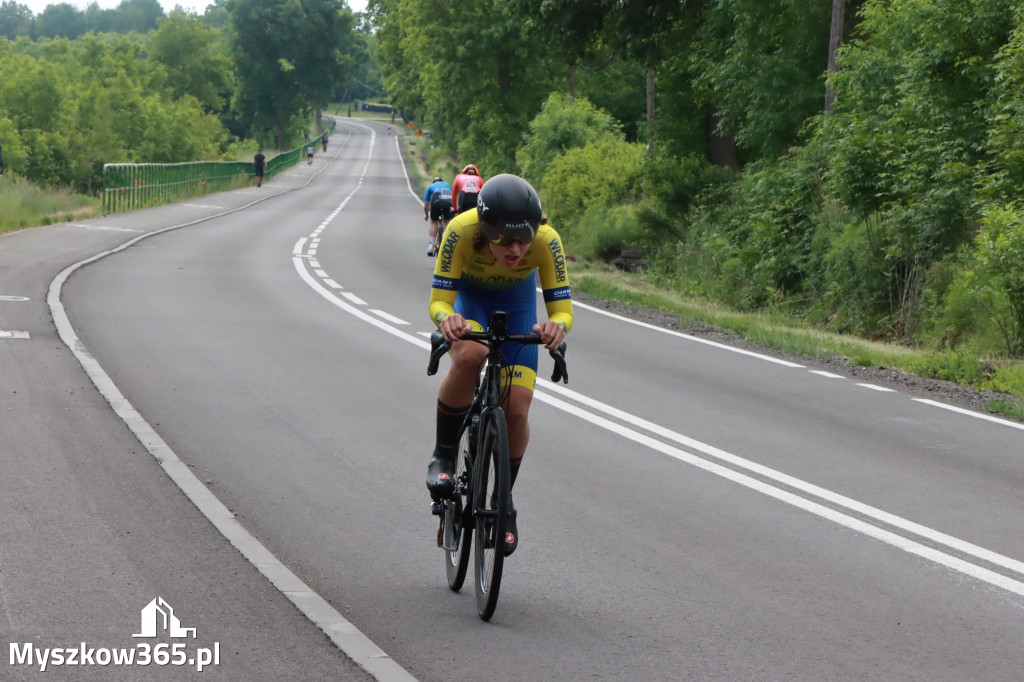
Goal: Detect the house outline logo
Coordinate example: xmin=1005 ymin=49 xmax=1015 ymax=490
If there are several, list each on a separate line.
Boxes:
xmin=132 ymin=597 xmax=197 ymax=639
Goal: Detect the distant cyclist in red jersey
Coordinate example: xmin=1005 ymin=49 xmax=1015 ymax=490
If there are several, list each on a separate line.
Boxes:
xmin=451 ymin=164 xmax=484 ymax=214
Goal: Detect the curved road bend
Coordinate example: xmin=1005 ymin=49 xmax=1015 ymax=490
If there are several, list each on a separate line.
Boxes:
xmin=9 ymin=118 xmax=1024 ymax=681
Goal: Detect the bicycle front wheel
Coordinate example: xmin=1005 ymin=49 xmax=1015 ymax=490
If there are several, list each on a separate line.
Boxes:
xmin=473 ymin=408 xmax=510 ymax=621
xmin=443 ymin=420 xmax=473 ymax=591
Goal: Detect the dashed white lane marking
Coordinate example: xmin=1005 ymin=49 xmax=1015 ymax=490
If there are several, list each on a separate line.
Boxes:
xmin=857 ymin=383 xmax=897 ymax=392
xmin=810 ymin=370 xmax=845 ymax=378
xmin=0 ymin=331 xmax=30 ymax=339
xmin=69 ymin=224 xmax=143 ymax=232
xmin=323 ymin=279 xmax=343 ymax=289
xmin=369 ymin=309 xmax=410 ymax=325
xmin=314 ymin=269 xmax=329 ymax=278
xmin=342 ymin=292 xmax=367 ymax=305
xmin=913 ymin=398 xmax=1024 ymax=431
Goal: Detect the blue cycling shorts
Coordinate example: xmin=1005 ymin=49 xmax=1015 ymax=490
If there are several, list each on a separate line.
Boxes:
xmin=454 ymin=273 xmax=539 ymax=390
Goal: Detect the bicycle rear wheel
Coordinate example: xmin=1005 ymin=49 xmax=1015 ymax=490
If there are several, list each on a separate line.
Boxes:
xmin=473 ymin=408 xmax=510 ymax=620
xmin=442 ymin=420 xmax=473 ymax=591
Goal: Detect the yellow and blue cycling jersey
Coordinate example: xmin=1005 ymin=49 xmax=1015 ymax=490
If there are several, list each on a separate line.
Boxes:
xmin=429 ymin=209 xmax=573 ymax=390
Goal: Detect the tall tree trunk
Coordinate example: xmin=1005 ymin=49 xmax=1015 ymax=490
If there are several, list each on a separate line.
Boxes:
xmin=568 ymin=67 xmax=577 ymax=102
xmin=708 ymin=104 xmax=739 ymax=171
xmin=646 ymin=68 xmax=655 ymax=156
xmin=273 ymin=119 xmax=286 ymax=151
xmin=825 ymin=0 xmax=845 ymax=111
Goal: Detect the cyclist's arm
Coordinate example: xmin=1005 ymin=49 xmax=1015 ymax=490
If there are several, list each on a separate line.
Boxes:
xmin=450 ymin=176 xmax=463 ymax=212
xmin=535 ymin=226 xmax=574 ymax=335
xmin=429 ymin=222 xmax=464 ymax=327
xmin=423 ymin=186 xmax=437 ymax=219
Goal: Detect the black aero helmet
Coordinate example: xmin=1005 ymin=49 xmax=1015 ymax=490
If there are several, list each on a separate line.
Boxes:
xmin=476 ymin=174 xmax=542 ymax=245
xmin=432 ymin=176 xmax=444 ymax=183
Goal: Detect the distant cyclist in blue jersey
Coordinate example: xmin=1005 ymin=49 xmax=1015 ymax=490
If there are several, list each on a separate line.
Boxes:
xmin=423 ymin=176 xmax=454 ymax=257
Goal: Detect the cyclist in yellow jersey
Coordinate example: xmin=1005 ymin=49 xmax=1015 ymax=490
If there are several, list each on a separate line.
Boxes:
xmin=427 ymin=174 xmax=573 ymax=556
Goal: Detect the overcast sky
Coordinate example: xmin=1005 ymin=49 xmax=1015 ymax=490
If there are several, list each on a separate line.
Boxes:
xmin=18 ymin=0 xmax=367 ymax=17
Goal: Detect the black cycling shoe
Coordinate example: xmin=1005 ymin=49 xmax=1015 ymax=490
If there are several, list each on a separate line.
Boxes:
xmin=503 ymin=499 xmax=518 ymax=556
xmin=426 ymin=452 xmax=456 ymax=499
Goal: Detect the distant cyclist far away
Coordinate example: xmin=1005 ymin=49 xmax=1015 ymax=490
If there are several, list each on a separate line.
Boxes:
xmin=426 ymin=174 xmax=573 ymax=556
xmin=423 ymin=176 xmax=454 ymax=257
xmin=451 ymin=164 xmax=484 ymax=215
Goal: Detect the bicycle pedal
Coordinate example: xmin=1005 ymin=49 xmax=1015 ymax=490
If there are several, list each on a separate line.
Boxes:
xmin=430 ymin=500 xmax=444 ymax=516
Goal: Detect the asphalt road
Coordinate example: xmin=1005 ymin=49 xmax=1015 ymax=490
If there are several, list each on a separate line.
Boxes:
xmin=4 ymin=119 xmax=1024 ymax=681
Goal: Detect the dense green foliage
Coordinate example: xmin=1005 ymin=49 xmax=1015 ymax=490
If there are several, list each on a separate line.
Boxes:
xmin=5 ymin=0 xmax=1024 ymax=372
xmin=228 ymin=0 xmax=358 ymax=149
xmin=0 ymin=31 xmax=228 ymax=193
xmin=371 ymin=0 xmax=1024 ymax=362
xmin=0 ymin=0 xmax=381 ymax=191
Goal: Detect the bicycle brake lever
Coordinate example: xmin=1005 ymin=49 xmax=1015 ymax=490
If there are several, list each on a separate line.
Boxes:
xmin=427 ymin=330 xmax=450 ymax=376
xmin=549 ymin=342 xmax=568 ymax=384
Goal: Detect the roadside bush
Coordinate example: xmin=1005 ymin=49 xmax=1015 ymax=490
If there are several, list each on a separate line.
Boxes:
xmin=573 ymin=204 xmax=645 ymax=261
xmin=516 ymin=93 xmax=621 ymax=188
xmin=925 ymin=204 xmax=1024 ymax=356
xmin=640 ymin=149 xmax=735 ymax=244
xmin=659 ymin=146 xmax=828 ymax=313
xmin=0 ymin=118 xmax=28 ymax=175
xmin=988 ymin=362 xmax=1024 ymax=395
xmin=540 ymin=133 xmax=644 ymax=254
xmin=920 ymin=255 xmax=1001 ymax=355
xmin=807 ymin=216 xmax=892 ymax=336
xmin=973 ymin=204 xmax=1024 ymax=353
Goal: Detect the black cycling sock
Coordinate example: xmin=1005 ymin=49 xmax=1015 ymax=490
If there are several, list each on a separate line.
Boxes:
xmin=435 ymin=400 xmax=470 ymax=458
xmin=509 ymin=456 xmax=523 ymax=490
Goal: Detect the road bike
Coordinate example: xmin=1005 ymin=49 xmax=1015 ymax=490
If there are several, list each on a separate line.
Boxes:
xmin=427 ymin=310 xmax=568 ymax=620
xmin=429 ymin=211 xmax=450 ymax=256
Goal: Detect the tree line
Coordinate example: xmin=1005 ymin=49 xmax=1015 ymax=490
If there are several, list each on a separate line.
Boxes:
xmin=0 ymin=0 xmax=380 ymax=192
xmin=372 ymin=0 xmax=1024 ymax=358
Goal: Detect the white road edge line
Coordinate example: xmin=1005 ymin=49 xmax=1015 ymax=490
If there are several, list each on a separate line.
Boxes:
xmin=569 ymin=298 xmax=805 ymax=367
xmin=50 ymin=121 xmax=417 ymax=682
xmin=572 ymin=297 xmax=1023 ymax=429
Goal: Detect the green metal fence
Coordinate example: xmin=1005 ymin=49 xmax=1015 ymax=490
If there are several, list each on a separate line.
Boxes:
xmin=102 ymin=146 xmax=305 ymax=214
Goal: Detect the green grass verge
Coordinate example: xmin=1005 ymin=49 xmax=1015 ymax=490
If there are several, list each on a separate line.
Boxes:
xmin=0 ymin=176 xmax=102 ymax=235
xmin=571 ymin=261 xmax=1024 ymax=418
